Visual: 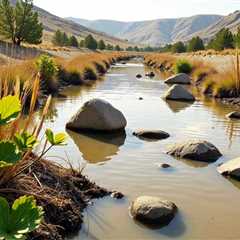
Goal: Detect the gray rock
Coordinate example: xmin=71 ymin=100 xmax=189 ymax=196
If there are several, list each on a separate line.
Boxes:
xmin=146 ymin=72 xmax=155 ymax=78
xmin=136 ymin=74 xmax=142 ymax=78
xmin=167 ymin=140 xmax=222 ymax=162
xmin=133 ymin=130 xmax=170 ymax=140
xmin=165 ymin=73 xmax=191 ymax=84
xmin=130 ymin=196 xmax=177 ymax=226
xmin=226 ymin=111 xmax=240 ymax=119
xmin=66 ymin=99 xmax=127 ymax=132
xmin=164 ymin=84 xmax=195 ymax=102
xmin=159 ymin=163 xmax=171 ymax=169
xmin=218 ymin=157 xmax=240 ymax=179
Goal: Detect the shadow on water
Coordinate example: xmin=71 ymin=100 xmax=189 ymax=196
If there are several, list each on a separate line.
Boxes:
xmin=165 ymin=100 xmax=193 ymax=113
xmin=175 ymin=157 xmax=212 ymax=168
xmin=133 ymin=212 xmax=186 ymax=238
xmin=67 ymin=130 xmax=126 ymax=164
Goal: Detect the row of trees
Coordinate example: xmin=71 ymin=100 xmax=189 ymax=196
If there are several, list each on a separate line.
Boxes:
xmin=160 ymin=27 xmax=240 ymax=53
xmin=52 ymin=30 xmax=79 ymax=47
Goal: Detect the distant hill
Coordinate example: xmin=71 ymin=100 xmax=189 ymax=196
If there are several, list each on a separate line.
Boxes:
xmin=68 ymin=15 xmax=223 ymax=46
xmin=184 ymin=10 xmax=240 ymax=42
xmin=9 ymin=0 xmax=132 ymax=48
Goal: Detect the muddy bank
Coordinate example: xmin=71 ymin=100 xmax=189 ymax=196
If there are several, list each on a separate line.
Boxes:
xmin=0 ymin=154 xmax=121 ymax=239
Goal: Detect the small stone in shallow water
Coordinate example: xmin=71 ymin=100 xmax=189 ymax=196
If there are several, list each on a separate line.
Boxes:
xmin=159 ymin=163 xmax=171 ymax=169
xmin=136 ymin=74 xmax=142 ymax=78
xmin=130 ymin=196 xmax=177 ymax=227
xmin=133 ymin=130 xmax=170 ymax=140
xmin=111 ymin=191 xmax=124 ymax=199
xmin=139 ymin=97 xmax=143 ymax=100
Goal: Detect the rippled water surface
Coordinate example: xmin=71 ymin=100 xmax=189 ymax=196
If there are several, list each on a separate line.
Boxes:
xmin=37 ymin=63 xmax=240 ymax=240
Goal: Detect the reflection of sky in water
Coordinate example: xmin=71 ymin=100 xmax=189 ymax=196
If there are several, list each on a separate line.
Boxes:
xmin=33 ymin=63 xmax=240 ymax=240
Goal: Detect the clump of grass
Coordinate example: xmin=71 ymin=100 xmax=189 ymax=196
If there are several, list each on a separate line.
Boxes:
xmin=174 ymin=59 xmax=193 ymax=74
xmin=83 ymin=67 xmax=97 ymax=81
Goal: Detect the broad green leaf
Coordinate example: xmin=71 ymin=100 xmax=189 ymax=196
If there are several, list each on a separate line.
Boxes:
xmin=45 ymin=129 xmax=67 ymax=146
xmin=0 ymin=196 xmax=44 ymax=240
xmin=0 ymin=96 xmax=21 ymax=125
xmin=0 ymin=141 xmax=21 ymax=168
xmin=14 ymin=132 xmax=38 ymax=152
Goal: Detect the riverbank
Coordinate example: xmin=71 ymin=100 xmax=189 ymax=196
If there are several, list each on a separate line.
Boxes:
xmin=144 ymin=52 xmax=240 ymax=105
xmin=0 ymin=154 xmax=116 ymax=239
xmin=0 ymin=52 xmax=134 ymax=97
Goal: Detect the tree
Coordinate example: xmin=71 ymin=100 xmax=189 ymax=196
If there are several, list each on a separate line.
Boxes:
xmin=106 ymin=44 xmax=113 ymax=50
xmin=84 ymin=34 xmax=97 ymax=50
xmin=79 ymin=39 xmax=85 ymax=48
xmin=126 ymin=46 xmax=133 ymax=51
xmin=0 ymin=0 xmax=43 ymax=45
xmin=134 ymin=46 xmax=139 ymax=52
xmin=115 ymin=45 xmax=121 ymax=51
xmin=98 ymin=39 xmax=106 ymax=50
xmin=52 ymin=29 xmax=63 ymax=46
xmin=235 ymin=27 xmax=240 ymax=48
xmin=171 ymin=41 xmax=186 ymax=53
xmin=207 ymin=28 xmax=234 ymax=50
xmin=69 ymin=35 xmax=79 ymax=47
xmin=62 ymin=32 xmax=69 ymax=46
xmin=187 ymin=36 xmax=205 ymax=52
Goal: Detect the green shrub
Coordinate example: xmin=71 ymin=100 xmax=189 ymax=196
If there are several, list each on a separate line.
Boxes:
xmin=36 ymin=55 xmax=58 ymax=80
xmin=36 ymin=55 xmax=59 ymax=93
xmin=174 ymin=59 xmax=193 ymax=74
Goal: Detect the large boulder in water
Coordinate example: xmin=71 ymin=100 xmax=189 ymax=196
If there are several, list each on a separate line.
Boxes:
xmin=164 ymin=84 xmax=195 ymax=102
xmin=218 ymin=157 xmax=240 ymax=180
xmin=130 ymin=196 xmax=177 ymax=226
xmin=167 ymin=140 xmax=222 ymax=162
xmin=226 ymin=111 xmax=240 ymax=119
xmin=164 ymin=73 xmax=191 ymax=84
xmin=66 ymin=99 xmax=127 ymax=132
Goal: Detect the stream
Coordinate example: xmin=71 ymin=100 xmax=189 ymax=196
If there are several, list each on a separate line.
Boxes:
xmin=36 ymin=62 xmax=240 ymax=240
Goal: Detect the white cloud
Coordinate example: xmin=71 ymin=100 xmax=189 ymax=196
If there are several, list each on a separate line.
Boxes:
xmin=34 ymin=0 xmax=239 ymax=21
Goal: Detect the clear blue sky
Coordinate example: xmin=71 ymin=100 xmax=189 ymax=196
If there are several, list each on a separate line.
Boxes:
xmin=34 ymin=0 xmax=240 ymax=21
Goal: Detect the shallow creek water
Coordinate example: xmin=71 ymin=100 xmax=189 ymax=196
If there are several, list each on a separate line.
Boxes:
xmin=35 ymin=62 xmax=240 ymax=240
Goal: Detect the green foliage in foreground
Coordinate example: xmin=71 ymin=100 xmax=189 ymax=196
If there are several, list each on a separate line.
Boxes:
xmin=0 ymin=96 xmax=21 ymax=125
xmin=174 ymin=59 xmax=193 ymax=74
xmin=0 ymin=196 xmax=44 ymax=240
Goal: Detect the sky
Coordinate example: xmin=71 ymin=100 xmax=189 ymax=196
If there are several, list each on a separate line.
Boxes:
xmin=34 ymin=0 xmax=240 ymax=21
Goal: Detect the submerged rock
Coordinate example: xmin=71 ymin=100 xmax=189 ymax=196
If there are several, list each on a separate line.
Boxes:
xmin=136 ymin=74 xmax=142 ymax=78
xmin=164 ymin=73 xmax=191 ymax=84
xmin=218 ymin=157 xmax=240 ymax=180
xmin=167 ymin=140 xmax=222 ymax=162
xmin=130 ymin=196 xmax=177 ymax=226
xmin=226 ymin=111 xmax=240 ymax=119
xmin=66 ymin=99 xmax=127 ymax=132
xmin=159 ymin=163 xmax=172 ymax=169
xmin=145 ymin=72 xmax=155 ymax=78
xmin=164 ymin=84 xmax=195 ymax=102
xmin=133 ymin=130 xmax=170 ymax=140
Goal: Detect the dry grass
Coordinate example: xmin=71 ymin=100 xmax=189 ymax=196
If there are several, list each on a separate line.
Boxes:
xmin=145 ymin=51 xmax=240 ymax=98
xmin=0 ymin=52 xmax=130 ymax=93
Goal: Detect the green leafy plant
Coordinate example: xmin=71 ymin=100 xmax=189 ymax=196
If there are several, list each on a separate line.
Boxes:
xmin=0 ymin=141 xmax=21 ymax=168
xmin=0 ymin=196 xmax=44 ymax=240
xmin=14 ymin=132 xmax=38 ymax=152
xmin=174 ymin=59 xmax=193 ymax=74
xmin=0 ymin=96 xmax=21 ymax=125
xmin=45 ymin=129 xmax=67 ymax=146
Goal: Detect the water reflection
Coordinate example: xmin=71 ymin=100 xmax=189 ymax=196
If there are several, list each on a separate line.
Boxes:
xmin=165 ymin=100 xmax=193 ymax=113
xmin=176 ymin=157 xmax=211 ymax=168
xmin=67 ymin=130 xmax=126 ymax=164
